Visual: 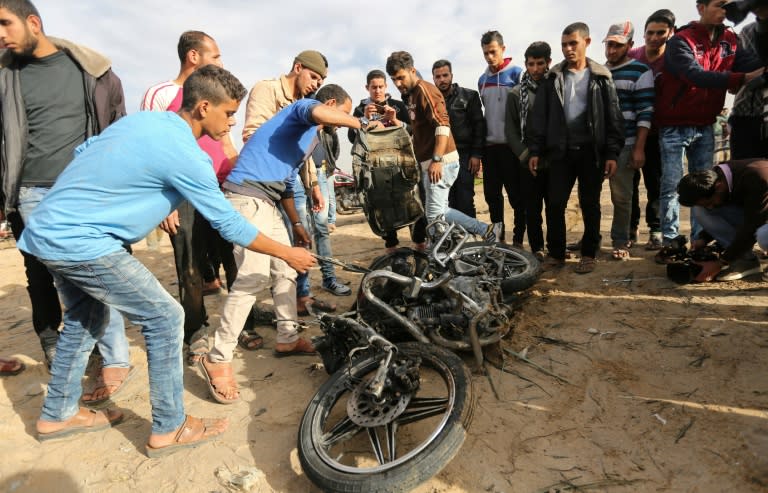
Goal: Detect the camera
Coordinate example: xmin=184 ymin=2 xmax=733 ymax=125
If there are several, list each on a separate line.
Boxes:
xmin=724 ymin=0 xmax=768 ymax=25
xmin=663 ymin=235 xmax=722 ymax=284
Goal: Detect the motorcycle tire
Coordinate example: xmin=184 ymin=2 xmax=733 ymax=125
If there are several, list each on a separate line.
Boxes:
xmin=460 ymin=242 xmax=541 ymax=293
xmin=298 ymin=342 xmax=474 ymax=493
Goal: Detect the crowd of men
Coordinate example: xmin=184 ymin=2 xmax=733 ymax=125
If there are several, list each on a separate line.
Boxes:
xmin=1 ymin=0 xmax=768 ymax=458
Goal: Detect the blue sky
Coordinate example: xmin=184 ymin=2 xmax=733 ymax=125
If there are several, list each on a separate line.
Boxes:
xmin=36 ymin=0 xmax=744 ymax=164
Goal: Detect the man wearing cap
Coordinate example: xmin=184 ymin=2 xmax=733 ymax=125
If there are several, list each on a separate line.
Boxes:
xmin=654 ymin=0 xmax=764 ymax=268
xmin=603 ymin=21 xmax=655 ymax=261
xmin=528 ymin=22 xmax=625 ymax=274
xmin=235 ymin=50 xmax=330 ymax=349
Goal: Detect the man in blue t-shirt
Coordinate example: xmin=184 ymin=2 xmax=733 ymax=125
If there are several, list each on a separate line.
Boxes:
xmin=202 ymin=84 xmax=366 ymax=404
xmin=19 ymin=65 xmax=315 ymax=457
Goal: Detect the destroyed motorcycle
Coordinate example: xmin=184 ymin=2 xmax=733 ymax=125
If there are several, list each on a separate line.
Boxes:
xmin=297 ymin=221 xmax=540 ymax=492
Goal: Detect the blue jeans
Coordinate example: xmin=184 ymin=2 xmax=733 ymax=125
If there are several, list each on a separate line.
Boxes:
xmin=658 ymin=126 xmax=714 ymax=243
xmin=292 ymin=171 xmax=338 ymax=295
xmin=39 ymin=250 xmax=185 ymax=434
xmin=693 ymin=204 xmax=767 ymax=258
xmin=18 ymin=186 xmax=130 ymax=369
xmin=327 ymin=173 xmax=337 ymax=225
xmin=422 ymin=160 xmax=488 ymax=235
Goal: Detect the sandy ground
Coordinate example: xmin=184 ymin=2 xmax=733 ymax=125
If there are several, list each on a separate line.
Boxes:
xmin=1 ymin=183 xmax=767 ymax=493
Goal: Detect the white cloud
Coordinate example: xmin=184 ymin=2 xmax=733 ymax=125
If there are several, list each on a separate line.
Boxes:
xmin=36 ymin=0 xmax=741 ymax=167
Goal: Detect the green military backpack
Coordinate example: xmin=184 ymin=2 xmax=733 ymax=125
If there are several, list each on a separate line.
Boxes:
xmin=351 ymin=126 xmax=424 ymax=237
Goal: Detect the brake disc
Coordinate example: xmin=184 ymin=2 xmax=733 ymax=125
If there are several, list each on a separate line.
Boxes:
xmin=346 ymin=378 xmax=413 ymax=427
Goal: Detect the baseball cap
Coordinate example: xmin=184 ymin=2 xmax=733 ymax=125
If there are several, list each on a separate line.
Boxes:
xmin=603 ymin=21 xmax=634 ymax=44
xmin=294 ymin=50 xmax=328 ymax=78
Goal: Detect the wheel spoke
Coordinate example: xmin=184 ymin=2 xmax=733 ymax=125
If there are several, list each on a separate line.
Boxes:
xmin=367 ymin=427 xmax=386 ymax=464
xmin=396 ymin=397 xmax=449 ymax=425
xmin=321 ymin=415 xmax=363 ymax=447
xmin=386 ymin=421 xmax=398 ymax=461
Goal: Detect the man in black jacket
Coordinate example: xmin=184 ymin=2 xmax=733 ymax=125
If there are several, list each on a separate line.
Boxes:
xmin=432 ymin=59 xmax=486 ymax=218
xmin=349 ymin=69 xmax=426 ymax=251
xmin=528 ymin=22 xmax=625 ymax=273
xmin=0 ymin=0 xmax=131 ymax=384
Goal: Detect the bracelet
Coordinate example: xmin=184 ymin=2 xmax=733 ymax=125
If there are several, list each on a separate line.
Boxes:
xmin=292 ymin=221 xmax=302 ymax=227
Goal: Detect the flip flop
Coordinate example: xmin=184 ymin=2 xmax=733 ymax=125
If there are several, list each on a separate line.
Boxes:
xmin=297 ymin=297 xmax=336 ymax=316
xmin=37 ymin=407 xmax=124 ymax=442
xmin=273 ymin=338 xmax=317 ymax=358
xmin=611 ymin=248 xmax=631 ymax=261
xmin=199 ymin=356 xmax=239 ymax=404
xmin=145 ymin=415 xmax=228 ymax=458
xmin=82 ymin=366 xmax=135 ymax=407
xmin=0 ymin=357 xmax=25 ymax=376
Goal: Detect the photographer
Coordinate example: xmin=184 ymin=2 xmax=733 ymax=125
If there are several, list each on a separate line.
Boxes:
xmin=677 ymin=159 xmax=768 ymax=281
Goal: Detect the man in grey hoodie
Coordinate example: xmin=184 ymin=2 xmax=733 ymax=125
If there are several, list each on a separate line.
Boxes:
xmin=478 ymin=30 xmax=524 ymax=245
xmin=0 ymin=0 xmax=131 ymax=399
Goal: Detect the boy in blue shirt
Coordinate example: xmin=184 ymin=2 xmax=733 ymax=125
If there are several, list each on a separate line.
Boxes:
xmin=19 ymin=65 xmax=316 ymax=457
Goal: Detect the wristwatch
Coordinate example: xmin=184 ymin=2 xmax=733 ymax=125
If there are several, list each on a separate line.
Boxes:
xmin=358 ymin=116 xmax=370 ymax=129
xmin=432 ymin=154 xmax=443 ymax=162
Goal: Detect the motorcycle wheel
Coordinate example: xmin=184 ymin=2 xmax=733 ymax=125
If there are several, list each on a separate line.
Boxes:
xmin=460 ymin=242 xmax=541 ymax=293
xmin=298 ymin=342 xmax=474 ymax=493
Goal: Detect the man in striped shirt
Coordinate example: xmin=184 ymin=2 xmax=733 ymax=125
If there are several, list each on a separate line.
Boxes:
xmin=140 ymin=31 xmax=240 ymax=365
xmin=603 ymin=21 xmax=655 ymax=260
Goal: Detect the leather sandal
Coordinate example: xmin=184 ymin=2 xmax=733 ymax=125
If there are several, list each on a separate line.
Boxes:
xmin=199 ymin=356 xmax=239 ymax=404
xmin=574 ymin=257 xmax=597 ymax=274
xmin=237 ymin=330 xmax=264 ymax=351
xmin=37 ymin=407 xmax=124 ymax=442
xmin=82 ymin=366 xmax=135 ymax=407
xmin=145 ymin=415 xmax=228 ymax=458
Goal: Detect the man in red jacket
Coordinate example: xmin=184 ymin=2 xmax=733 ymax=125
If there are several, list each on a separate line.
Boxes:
xmin=655 ymin=0 xmax=764 ymax=260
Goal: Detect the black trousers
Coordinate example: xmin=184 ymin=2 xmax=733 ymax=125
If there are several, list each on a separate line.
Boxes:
xmin=171 ymin=201 xmax=254 ymax=345
xmin=448 ymin=150 xmax=477 ymax=218
xmin=7 ymin=211 xmax=61 ymax=351
xmin=730 ymin=115 xmax=768 ymax=159
xmin=482 ymin=144 xmax=525 ymax=243
xmin=630 ymin=132 xmax=662 ymax=234
xmin=547 ymin=147 xmax=604 ymax=259
xmin=520 ymin=167 xmax=552 ymax=253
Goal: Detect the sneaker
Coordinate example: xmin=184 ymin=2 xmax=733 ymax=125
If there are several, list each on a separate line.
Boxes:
xmin=533 ymin=250 xmax=546 ymax=261
xmin=715 ymin=258 xmax=763 ymax=281
xmin=322 ymin=279 xmax=352 ymax=296
xmin=494 ymin=222 xmax=504 ymax=241
xmin=483 ymin=222 xmax=503 ymax=243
